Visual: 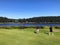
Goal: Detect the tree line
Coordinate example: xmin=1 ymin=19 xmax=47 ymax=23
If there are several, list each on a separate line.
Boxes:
xmin=0 ymin=16 xmax=60 ymax=23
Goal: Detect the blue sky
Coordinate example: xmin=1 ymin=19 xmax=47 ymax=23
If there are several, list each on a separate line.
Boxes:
xmin=0 ymin=0 xmax=60 ymax=19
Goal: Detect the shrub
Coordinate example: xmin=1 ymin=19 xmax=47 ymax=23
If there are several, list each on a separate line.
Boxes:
xmin=54 ymin=26 xmax=60 ymax=29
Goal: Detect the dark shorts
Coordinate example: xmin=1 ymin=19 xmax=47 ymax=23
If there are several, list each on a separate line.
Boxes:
xmin=50 ymin=30 xmax=53 ymax=32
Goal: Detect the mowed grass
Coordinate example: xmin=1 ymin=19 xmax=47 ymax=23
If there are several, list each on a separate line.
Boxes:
xmin=0 ymin=28 xmax=60 ymax=45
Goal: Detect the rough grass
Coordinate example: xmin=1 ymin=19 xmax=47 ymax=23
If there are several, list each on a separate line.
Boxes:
xmin=0 ymin=28 xmax=60 ymax=45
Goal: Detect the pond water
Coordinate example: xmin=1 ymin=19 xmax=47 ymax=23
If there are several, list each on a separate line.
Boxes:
xmin=0 ymin=23 xmax=60 ymax=26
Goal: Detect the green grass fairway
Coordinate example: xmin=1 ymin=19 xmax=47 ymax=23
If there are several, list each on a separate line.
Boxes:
xmin=0 ymin=28 xmax=60 ymax=45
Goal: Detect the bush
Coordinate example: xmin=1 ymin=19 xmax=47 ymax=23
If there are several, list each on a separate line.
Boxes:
xmin=39 ymin=26 xmax=44 ymax=29
xmin=0 ymin=26 xmax=46 ymax=29
xmin=54 ymin=26 xmax=60 ymax=29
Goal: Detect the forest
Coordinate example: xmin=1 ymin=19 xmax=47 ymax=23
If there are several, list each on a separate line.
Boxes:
xmin=0 ymin=16 xmax=60 ymax=23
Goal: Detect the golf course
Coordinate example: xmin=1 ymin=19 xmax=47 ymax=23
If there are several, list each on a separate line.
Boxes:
xmin=0 ymin=28 xmax=60 ymax=45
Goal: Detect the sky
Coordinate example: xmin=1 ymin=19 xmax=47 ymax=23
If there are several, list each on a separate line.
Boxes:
xmin=0 ymin=0 xmax=60 ymax=19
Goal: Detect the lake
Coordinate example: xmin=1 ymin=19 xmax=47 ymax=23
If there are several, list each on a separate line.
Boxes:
xmin=0 ymin=23 xmax=60 ymax=26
